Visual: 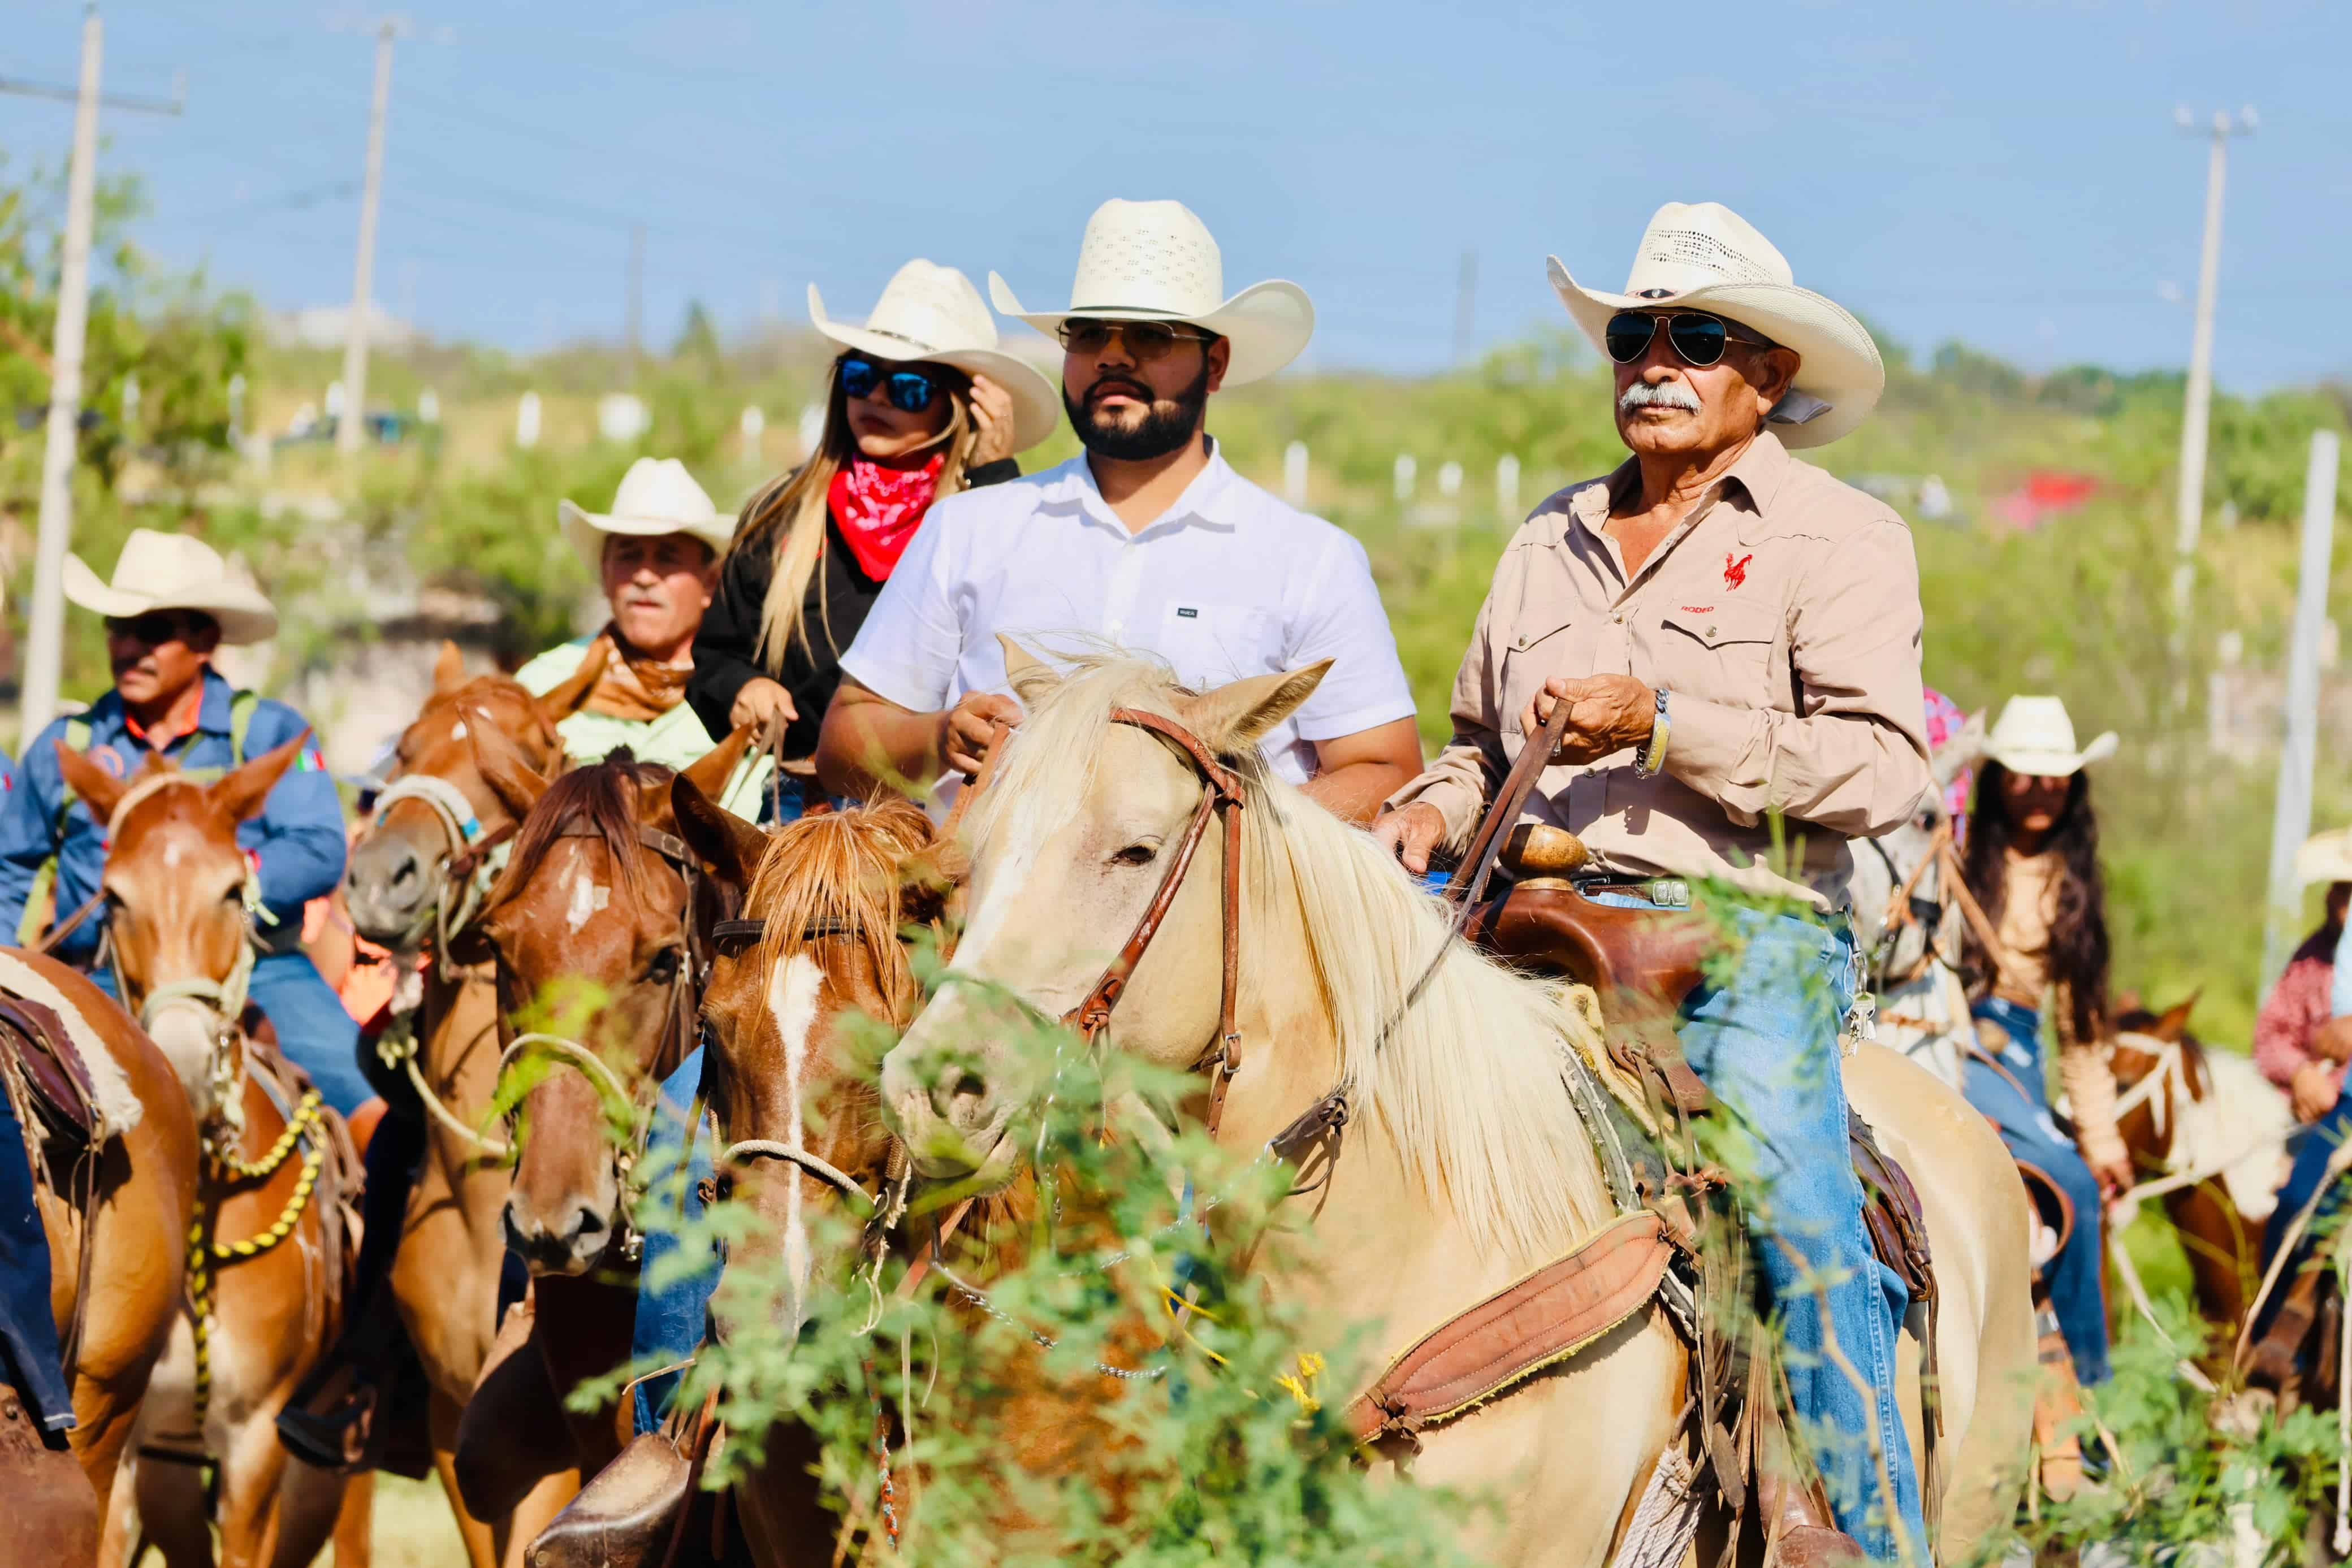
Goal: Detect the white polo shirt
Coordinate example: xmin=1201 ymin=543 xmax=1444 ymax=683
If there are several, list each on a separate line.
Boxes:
xmin=840 ymin=441 xmax=1416 ymax=783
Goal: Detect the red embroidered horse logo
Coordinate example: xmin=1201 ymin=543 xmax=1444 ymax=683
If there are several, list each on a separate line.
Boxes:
xmin=1723 ymin=552 xmax=1753 ymax=590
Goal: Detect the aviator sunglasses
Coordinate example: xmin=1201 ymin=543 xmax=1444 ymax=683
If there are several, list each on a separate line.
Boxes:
xmin=838 ymin=356 xmax=940 ymax=413
xmin=1603 ymin=310 xmax=1776 ymax=368
xmin=1054 ymin=318 xmax=1216 ymax=361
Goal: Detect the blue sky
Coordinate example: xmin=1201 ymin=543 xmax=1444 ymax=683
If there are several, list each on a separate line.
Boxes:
xmin=6 ymin=1 xmax=2347 ymax=389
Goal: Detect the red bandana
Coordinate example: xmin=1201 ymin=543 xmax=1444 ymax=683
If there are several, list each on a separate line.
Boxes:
xmin=828 ymin=455 xmax=943 ymax=581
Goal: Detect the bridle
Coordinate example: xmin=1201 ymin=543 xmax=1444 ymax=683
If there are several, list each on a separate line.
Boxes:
xmin=369 ymin=770 xmax=522 ymax=975
xmin=1062 ymin=709 xmax=1249 ymax=1140
xmin=494 ymin=817 xmax=720 ymax=1263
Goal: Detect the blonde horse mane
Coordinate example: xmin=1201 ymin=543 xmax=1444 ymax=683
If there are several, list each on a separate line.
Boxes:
xmin=971 ymin=652 xmax=1615 ymax=1264
xmin=746 ymin=797 xmax=938 ymax=1013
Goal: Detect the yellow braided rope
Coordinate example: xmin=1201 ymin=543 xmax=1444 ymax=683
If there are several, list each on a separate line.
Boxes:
xmin=206 ymin=1088 xmax=321 ymax=1180
xmin=185 ymin=1114 xmax=327 ymax=1426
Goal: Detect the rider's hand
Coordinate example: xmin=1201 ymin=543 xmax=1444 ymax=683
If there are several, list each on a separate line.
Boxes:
xmin=940 ymin=691 xmax=1023 ymax=777
xmin=1372 ymin=802 xmax=1447 ymax=876
xmin=2293 ymin=1059 xmax=2341 ymax=1124
xmin=730 ymin=677 xmax=799 ymax=733
xmin=2092 ymin=1152 xmax=2135 ymax=1202
xmin=967 ymin=375 xmax=1018 ymax=468
xmin=1520 ymin=674 xmax=1658 ymax=766
xmin=2316 ymin=1016 xmax=2352 ymax=1066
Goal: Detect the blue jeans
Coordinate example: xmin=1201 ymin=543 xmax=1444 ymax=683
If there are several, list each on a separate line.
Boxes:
xmin=630 ymin=1046 xmax=718 ymax=1433
xmin=1961 ymin=997 xmax=2109 ymax=1385
xmin=0 ymin=1093 xmax=74 ymax=1430
xmin=1602 ymin=892 xmax=1923 ymax=1561
xmin=96 ymin=949 xmax=373 ymax=1116
xmin=2266 ymin=1091 xmax=2352 ymax=1268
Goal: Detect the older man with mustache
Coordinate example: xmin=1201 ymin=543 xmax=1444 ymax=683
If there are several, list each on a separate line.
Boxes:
xmin=1375 ymin=205 xmax=1932 ymax=1562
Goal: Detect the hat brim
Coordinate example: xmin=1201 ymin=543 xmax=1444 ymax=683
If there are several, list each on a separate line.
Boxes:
xmin=810 ymin=285 xmax=1063 ymax=453
xmin=557 ymin=502 xmax=735 ymax=582
xmin=1982 ymin=730 xmax=2119 ymax=778
xmin=988 ymin=273 xmax=1315 ymax=387
xmin=63 ymin=553 xmax=279 ymax=645
xmin=1545 ymin=257 xmax=1885 ymax=449
xmin=2298 ymin=830 xmax=2352 ymax=887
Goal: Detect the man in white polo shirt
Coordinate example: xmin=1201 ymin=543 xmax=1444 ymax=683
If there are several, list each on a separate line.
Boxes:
xmin=815 ymin=198 xmax=1421 ymax=821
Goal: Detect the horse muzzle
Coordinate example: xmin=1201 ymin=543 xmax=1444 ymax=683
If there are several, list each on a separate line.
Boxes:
xmin=501 ymin=1189 xmax=619 ymax=1277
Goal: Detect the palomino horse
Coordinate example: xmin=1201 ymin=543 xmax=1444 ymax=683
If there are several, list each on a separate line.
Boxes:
xmin=341 ymin=642 xmax=602 ymax=1568
xmin=447 ymin=734 xmax=750 ymax=1517
xmin=879 ymin=651 xmax=2038 ymax=1566
xmin=6 ymin=948 xmax=198 ymax=1561
xmin=2109 ymin=998 xmax=2294 ymax=1349
xmin=59 ymin=737 xmax=370 ymax=1568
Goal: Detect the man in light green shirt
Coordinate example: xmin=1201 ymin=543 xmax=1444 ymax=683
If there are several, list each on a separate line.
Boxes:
xmin=518 ymin=457 xmax=769 ymax=817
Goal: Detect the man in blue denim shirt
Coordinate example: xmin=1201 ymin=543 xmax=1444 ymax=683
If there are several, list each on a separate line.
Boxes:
xmin=0 ymin=529 xmax=368 ymax=1114
xmin=1377 ymin=205 xmax=1934 ymax=1562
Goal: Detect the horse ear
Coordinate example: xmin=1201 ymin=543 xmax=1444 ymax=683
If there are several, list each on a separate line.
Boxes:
xmin=996 ymin=634 xmax=1057 ymax=706
xmin=671 ymin=774 xmax=767 ymax=890
xmin=433 ymin=640 xmax=468 ymax=696
xmin=473 ymin=726 xmax=554 ymax=820
xmin=208 ymin=733 xmax=309 ymax=825
xmin=2154 ymin=990 xmax=2201 ymax=1043
xmin=535 ymin=637 xmax=611 ymax=724
xmin=677 ymin=721 xmax=756 ymax=813
xmin=1176 ymin=661 xmax=1332 ymax=757
xmin=1932 ymin=711 xmax=1986 ymax=790
xmin=54 ymin=739 xmax=129 ymax=828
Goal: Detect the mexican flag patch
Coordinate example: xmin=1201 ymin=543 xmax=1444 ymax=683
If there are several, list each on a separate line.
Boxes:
xmin=297 ymin=746 xmax=327 ymax=773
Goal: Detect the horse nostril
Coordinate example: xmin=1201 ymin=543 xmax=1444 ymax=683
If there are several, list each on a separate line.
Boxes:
xmin=389 ymin=851 xmax=420 ymax=891
xmin=572 ymin=1207 xmax=608 ymax=1245
xmin=931 ymin=1071 xmax=990 ymax=1124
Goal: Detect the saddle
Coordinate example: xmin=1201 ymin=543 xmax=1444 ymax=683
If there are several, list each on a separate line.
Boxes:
xmin=1461 ymin=872 xmax=1943 ymax=1553
xmin=0 ymin=993 xmax=103 ymax=1164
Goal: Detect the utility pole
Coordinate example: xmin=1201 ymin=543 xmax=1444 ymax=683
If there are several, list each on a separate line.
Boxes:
xmin=336 ymin=18 xmax=402 ymax=460
xmin=626 ymin=222 xmax=645 ymax=386
xmin=2169 ymin=105 xmax=2256 ymax=620
xmin=2261 ymin=430 xmax=2341 ymax=986
xmin=8 ymin=12 xmax=184 ymax=739
xmin=1452 ymin=250 xmax=1477 ymax=367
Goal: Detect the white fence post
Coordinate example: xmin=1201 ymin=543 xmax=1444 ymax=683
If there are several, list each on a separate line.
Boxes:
xmin=1497 ymin=453 xmax=1520 ymax=521
xmin=740 ymin=405 xmax=766 ymax=467
xmin=515 ymin=391 xmax=542 ymax=449
xmin=2261 ymin=428 xmax=2342 ymax=986
xmin=1393 ymin=453 xmax=1416 ymax=503
xmin=1283 ymin=440 xmax=1309 ymax=507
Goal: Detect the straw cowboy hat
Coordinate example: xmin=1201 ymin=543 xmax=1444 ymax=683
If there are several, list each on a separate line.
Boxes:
xmin=989 ymin=198 xmax=1315 ymax=387
xmin=64 ymin=527 xmax=277 ymax=645
xmin=2297 ymin=829 xmax=2352 ymax=887
xmin=1982 ymin=695 xmax=2118 ymax=778
xmin=1547 ymin=201 xmax=1884 ymax=449
xmin=559 ymin=458 xmax=735 ymax=578
xmin=810 ymin=259 xmax=1061 ymax=454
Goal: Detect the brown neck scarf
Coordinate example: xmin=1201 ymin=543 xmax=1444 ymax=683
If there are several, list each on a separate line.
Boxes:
xmin=582 ymin=627 xmax=693 ymax=723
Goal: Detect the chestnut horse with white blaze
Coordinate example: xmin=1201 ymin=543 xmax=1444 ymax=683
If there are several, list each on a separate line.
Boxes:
xmin=59 ymin=737 xmax=370 ymax=1568
xmin=444 ymin=730 xmax=750 ymax=1518
xmin=879 ymin=649 xmax=2038 ymax=1567
xmin=339 ymin=642 xmax=603 ymax=1568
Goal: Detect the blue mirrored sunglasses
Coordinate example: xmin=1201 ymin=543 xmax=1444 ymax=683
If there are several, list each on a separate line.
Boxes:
xmin=838 ymin=356 xmax=939 ymax=413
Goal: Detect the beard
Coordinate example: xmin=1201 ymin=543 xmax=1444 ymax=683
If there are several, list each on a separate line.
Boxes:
xmin=1064 ymin=355 xmax=1212 ymax=461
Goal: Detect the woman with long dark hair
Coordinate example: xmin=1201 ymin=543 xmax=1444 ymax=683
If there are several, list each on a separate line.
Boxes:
xmin=1959 ymin=695 xmax=2127 ymax=1390
xmin=686 ymin=259 xmax=1059 ymax=810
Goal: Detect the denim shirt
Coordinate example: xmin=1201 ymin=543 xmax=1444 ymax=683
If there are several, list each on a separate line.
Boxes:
xmin=0 ymin=670 xmax=347 ymax=960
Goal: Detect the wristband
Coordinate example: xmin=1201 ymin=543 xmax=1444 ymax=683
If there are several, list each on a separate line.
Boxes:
xmin=1632 ymin=688 xmax=1670 ymax=779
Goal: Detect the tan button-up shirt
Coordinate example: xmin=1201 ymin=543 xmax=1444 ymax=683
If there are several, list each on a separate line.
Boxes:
xmin=1387 ymin=430 xmax=1931 ymax=909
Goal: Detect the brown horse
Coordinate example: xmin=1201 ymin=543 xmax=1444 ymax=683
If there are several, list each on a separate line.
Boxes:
xmin=446 ymin=732 xmax=750 ymax=1519
xmin=341 ymin=642 xmax=602 ymax=1568
xmin=2110 ymin=998 xmax=2295 ymax=1353
xmin=59 ymin=737 xmax=370 ymax=1568
xmin=6 ymin=947 xmax=198 ymax=1562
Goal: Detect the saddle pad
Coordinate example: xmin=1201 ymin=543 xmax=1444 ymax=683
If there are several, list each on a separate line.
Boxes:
xmin=0 ymin=995 xmax=97 ymax=1145
xmin=1344 ymin=1211 xmax=1675 ymax=1443
xmin=0 ymin=951 xmax=141 ymax=1138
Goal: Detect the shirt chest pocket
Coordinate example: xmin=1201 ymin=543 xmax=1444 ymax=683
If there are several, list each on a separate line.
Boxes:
xmin=1156 ymin=601 xmax=1278 ymax=687
xmin=1497 ymin=620 xmax=1576 ymax=755
xmin=1653 ymin=599 xmax=1782 ymax=708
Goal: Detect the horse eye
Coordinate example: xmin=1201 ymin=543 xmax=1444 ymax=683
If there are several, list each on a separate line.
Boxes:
xmin=1111 ymin=843 xmax=1158 ymax=868
xmin=647 ymin=948 xmax=682 ymax=983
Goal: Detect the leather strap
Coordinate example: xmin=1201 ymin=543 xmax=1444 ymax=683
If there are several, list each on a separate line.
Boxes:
xmin=1343 ymin=1211 xmax=1674 ymax=1444
xmin=1445 ymin=697 xmax=1575 ymax=912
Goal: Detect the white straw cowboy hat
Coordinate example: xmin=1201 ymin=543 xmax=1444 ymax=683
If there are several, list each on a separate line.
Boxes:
xmin=559 ymin=458 xmax=735 ymax=578
xmin=64 ymin=527 xmax=277 ymax=646
xmin=810 ymin=259 xmax=1061 ymax=454
xmin=1982 ymin=695 xmax=2118 ymax=778
xmin=1547 ymin=201 xmax=1884 ymax=449
xmin=989 ymin=198 xmax=1315 ymax=387
xmin=2297 ymin=829 xmax=2352 ymax=887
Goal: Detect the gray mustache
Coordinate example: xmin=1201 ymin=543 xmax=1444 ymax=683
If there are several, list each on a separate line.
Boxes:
xmin=1619 ymin=381 xmax=1702 ymax=414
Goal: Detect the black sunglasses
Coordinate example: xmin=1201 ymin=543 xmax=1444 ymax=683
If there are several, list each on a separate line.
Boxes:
xmin=103 ymin=610 xmax=206 ymax=646
xmin=1054 ymin=318 xmax=1216 ymax=361
xmin=1603 ymin=310 xmax=1776 ymax=368
xmin=838 ymin=356 xmax=940 ymax=413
